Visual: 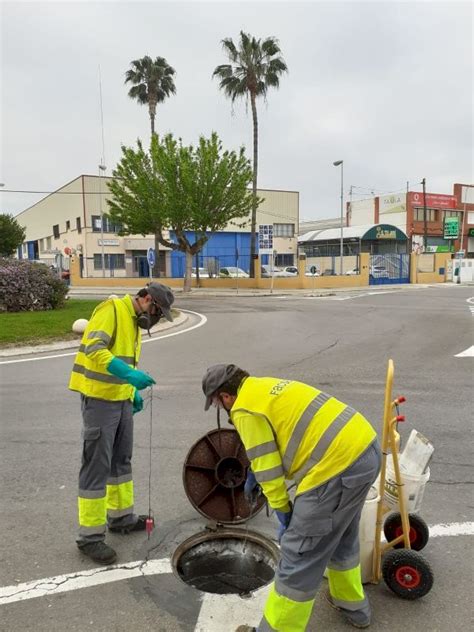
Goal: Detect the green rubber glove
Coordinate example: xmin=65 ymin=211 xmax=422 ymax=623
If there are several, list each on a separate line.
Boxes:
xmin=108 ymin=357 xmax=156 ymax=390
xmin=132 ymin=391 xmax=144 ymax=414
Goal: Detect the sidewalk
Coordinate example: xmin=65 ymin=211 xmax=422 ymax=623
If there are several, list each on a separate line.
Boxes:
xmin=0 ymin=311 xmax=188 ymax=358
xmin=67 ymin=282 xmax=445 ymax=298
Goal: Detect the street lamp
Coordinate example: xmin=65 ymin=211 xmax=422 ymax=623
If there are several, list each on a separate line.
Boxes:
xmin=333 ymin=160 xmax=344 ymax=275
xmin=98 ymin=162 xmax=107 ymax=277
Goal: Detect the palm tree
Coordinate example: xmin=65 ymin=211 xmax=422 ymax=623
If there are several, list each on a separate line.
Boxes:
xmin=213 ymin=32 xmax=287 ymax=277
xmin=125 ymin=56 xmax=176 ymax=136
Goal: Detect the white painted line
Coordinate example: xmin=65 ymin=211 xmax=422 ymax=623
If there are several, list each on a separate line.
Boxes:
xmin=429 ymin=521 xmax=474 ymax=538
xmin=0 ymin=558 xmax=171 ymax=605
xmin=0 ymin=309 xmax=207 ymax=365
xmin=466 ymin=297 xmax=474 ymax=304
xmin=455 ymin=346 xmax=474 ymax=357
xmin=195 ymin=585 xmax=271 ymax=632
xmin=1 ymin=520 xmax=473 ymax=609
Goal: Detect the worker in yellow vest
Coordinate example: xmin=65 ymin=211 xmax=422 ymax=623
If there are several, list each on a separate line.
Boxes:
xmin=69 ymin=283 xmax=174 ymax=565
xmin=202 ymin=364 xmax=381 ymax=631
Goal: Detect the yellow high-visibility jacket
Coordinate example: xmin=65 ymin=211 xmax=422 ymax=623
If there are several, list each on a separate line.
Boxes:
xmin=69 ymin=295 xmax=141 ymax=401
xmin=231 ymin=377 xmax=376 ymax=511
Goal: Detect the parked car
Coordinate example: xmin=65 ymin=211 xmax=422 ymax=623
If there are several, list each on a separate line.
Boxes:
xmin=190 ymin=267 xmax=210 ymax=278
xmin=346 ymin=267 xmax=360 ymax=276
xmin=370 ymin=265 xmax=389 ymax=278
xmin=261 ymin=265 xmax=295 ymax=278
xmin=219 ymin=266 xmax=249 ymax=278
xmin=281 ymin=266 xmax=299 ymax=276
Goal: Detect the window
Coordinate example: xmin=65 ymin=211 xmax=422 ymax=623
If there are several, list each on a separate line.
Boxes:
xmin=66 ymin=220 xmax=70 ymax=231
xmin=444 ymin=211 xmax=461 ymax=219
xmin=76 ymin=217 xmax=82 ymax=234
xmin=93 ymin=254 xmax=125 ymax=270
xmin=53 ymin=224 xmax=60 ymax=239
xmin=46 ymin=236 xmax=52 ymax=250
xmin=273 ymin=223 xmax=295 ymax=238
xmin=468 ymin=212 xmax=474 ymax=224
xmin=91 ymin=215 xmax=121 ymax=233
xmin=414 ymin=208 xmax=437 ymax=222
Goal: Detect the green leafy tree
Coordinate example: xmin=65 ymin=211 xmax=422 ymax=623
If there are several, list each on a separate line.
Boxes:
xmin=213 ymin=31 xmax=287 ymax=276
xmin=107 ymin=132 xmax=258 ymax=292
xmin=0 ymin=213 xmax=26 ymax=257
xmin=125 ymin=56 xmax=176 ymax=137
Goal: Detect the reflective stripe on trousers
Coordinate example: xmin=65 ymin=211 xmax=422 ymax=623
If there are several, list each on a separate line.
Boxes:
xmin=77 ymin=396 xmax=136 ymax=543
xmin=258 ymin=441 xmax=381 ymax=632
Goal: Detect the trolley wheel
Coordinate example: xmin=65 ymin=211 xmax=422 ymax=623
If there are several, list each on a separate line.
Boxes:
xmin=383 ymin=512 xmax=430 ymax=551
xmin=382 ymin=549 xmax=433 ymax=600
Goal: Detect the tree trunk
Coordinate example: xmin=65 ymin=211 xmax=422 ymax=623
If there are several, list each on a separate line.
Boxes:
xmin=249 ymin=92 xmax=258 ymax=278
xmin=183 ymin=249 xmax=193 ymax=293
xmin=149 ymin=100 xmax=157 ymax=137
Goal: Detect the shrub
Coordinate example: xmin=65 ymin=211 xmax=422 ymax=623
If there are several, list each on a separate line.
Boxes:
xmin=0 ymin=258 xmax=69 ymax=312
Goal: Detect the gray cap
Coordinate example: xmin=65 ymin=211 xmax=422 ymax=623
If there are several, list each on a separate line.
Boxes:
xmin=202 ymin=364 xmax=240 ymax=411
xmin=146 ymin=282 xmax=174 ymax=322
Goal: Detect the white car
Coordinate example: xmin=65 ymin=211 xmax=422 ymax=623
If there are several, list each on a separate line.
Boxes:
xmin=370 ymin=265 xmax=389 ymax=278
xmin=190 ymin=267 xmax=210 ymax=278
xmin=345 ymin=267 xmax=360 ymax=276
xmin=219 ymin=266 xmax=249 ymax=278
xmin=261 ymin=265 xmax=295 ymax=278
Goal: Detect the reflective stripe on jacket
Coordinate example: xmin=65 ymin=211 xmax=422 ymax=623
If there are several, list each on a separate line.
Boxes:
xmin=69 ymin=295 xmax=141 ymax=401
xmin=231 ymin=377 xmax=376 ymax=510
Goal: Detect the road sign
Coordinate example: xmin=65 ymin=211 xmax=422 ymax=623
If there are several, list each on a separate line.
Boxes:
xmin=258 ymin=224 xmax=273 ymax=255
xmin=147 ymin=247 xmax=156 ymax=267
xmin=444 ymin=217 xmax=460 ymax=239
xmin=310 ymin=265 xmax=318 ymax=275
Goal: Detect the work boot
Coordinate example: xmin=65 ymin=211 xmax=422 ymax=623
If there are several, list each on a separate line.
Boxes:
xmin=235 ymin=627 xmax=256 ymax=632
xmin=78 ymin=541 xmax=117 ymax=565
xmin=325 ymin=592 xmax=370 ymax=629
xmin=109 ymin=514 xmax=148 ymax=534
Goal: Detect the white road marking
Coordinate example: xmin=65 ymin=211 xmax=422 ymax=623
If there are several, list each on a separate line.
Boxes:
xmin=455 ymin=346 xmax=474 ymax=357
xmin=1 ymin=520 xmax=473 ymax=609
xmin=466 ymin=297 xmax=474 ymax=304
xmin=195 ymin=586 xmax=271 ymax=632
xmin=429 ymin=521 xmax=474 ymax=538
xmin=0 ymin=309 xmax=207 ymax=365
xmin=276 ymin=291 xmax=400 ymax=301
xmin=0 ymin=558 xmax=171 ymax=605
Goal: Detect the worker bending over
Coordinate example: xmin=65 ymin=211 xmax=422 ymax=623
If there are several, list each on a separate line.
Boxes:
xmin=202 ymin=364 xmax=381 ymax=631
xmin=69 ymin=283 xmax=174 ymax=565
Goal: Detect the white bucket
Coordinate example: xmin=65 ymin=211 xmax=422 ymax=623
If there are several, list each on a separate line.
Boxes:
xmin=359 ymin=485 xmax=379 ymax=583
xmin=383 ymin=455 xmax=430 ymax=513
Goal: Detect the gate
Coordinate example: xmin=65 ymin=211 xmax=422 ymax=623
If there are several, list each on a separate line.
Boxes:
xmin=369 ymin=254 xmax=410 ymax=285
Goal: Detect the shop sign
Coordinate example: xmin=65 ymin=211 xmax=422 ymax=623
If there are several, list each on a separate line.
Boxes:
xmin=444 ymin=216 xmax=460 ymax=239
xmin=468 ymin=228 xmax=474 ymax=237
xmin=375 ymin=227 xmax=397 ymax=239
xmin=258 ymin=224 xmax=273 ymax=255
xmin=379 ymin=194 xmax=406 ymax=215
xmin=98 ymin=239 xmax=120 ymax=246
xmin=426 ymin=245 xmax=450 ymax=253
xmin=409 ymin=192 xmax=456 ymax=209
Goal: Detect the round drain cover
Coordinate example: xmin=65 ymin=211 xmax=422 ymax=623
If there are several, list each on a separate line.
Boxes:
xmin=172 ymin=529 xmax=278 ymax=595
xmin=183 ymin=428 xmax=266 ymax=524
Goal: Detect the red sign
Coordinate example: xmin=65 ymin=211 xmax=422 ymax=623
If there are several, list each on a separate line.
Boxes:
xmin=409 ymin=192 xmax=456 ymax=209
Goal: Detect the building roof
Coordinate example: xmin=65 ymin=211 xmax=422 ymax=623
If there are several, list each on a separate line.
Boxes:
xmin=298 ymin=223 xmax=408 ymax=243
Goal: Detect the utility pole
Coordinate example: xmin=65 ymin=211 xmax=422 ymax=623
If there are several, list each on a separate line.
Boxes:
xmin=422 ymin=177 xmax=428 ymax=252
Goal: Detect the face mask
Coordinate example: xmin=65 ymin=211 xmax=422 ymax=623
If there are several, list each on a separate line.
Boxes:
xmin=136 ymin=305 xmax=162 ymax=336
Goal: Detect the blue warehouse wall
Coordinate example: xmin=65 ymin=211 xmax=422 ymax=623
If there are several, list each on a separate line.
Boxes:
xmin=170 ymin=231 xmax=256 ymax=278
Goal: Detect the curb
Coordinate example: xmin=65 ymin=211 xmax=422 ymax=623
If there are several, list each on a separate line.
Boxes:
xmin=0 ymin=311 xmax=188 ymax=358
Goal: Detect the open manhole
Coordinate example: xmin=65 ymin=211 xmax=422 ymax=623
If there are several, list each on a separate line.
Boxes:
xmin=172 ymin=529 xmax=279 ymax=596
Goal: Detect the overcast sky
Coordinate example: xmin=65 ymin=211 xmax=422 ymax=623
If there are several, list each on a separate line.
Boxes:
xmin=1 ymin=0 xmax=472 ymax=222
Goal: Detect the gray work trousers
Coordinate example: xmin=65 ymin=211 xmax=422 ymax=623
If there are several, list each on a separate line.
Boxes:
xmin=262 ymin=441 xmax=381 ymax=631
xmin=77 ymin=396 xmax=139 ymax=544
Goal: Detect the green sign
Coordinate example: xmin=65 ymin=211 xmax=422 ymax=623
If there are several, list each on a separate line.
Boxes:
xmin=468 ymin=228 xmax=474 ymax=237
xmin=444 ymin=216 xmax=460 ymax=239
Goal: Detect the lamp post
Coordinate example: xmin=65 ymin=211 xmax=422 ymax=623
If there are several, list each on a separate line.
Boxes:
xmin=98 ymin=162 xmax=106 ymax=277
xmin=333 ymin=160 xmax=344 ymax=275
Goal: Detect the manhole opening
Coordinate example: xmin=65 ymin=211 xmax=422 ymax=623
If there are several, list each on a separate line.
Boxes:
xmin=172 ymin=531 xmax=278 ymax=596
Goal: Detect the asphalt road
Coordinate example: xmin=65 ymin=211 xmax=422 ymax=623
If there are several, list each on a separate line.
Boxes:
xmin=0 ymin=285 xmax=473 ymax=631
